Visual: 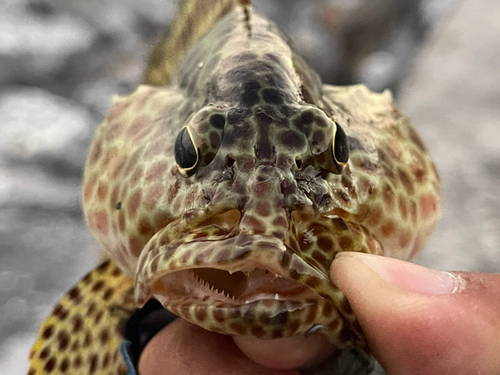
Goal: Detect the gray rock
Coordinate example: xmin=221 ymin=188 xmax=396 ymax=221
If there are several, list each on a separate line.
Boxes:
xmin=0 ymin=87 xmax=93 ymax=173
xmin=399 ymin=0 xmax=500 ymax=273
xmin=0 ymin=4 xmax=96 ymax=84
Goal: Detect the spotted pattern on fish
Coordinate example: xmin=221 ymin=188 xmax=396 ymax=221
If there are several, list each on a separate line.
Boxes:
xmin=29 ymin=1 xmax=441 ymax=373
xmin=28 ymin=261 xmax=134 ymax=374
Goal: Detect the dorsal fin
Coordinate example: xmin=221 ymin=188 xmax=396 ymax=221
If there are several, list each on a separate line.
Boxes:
xmin=144 ymin=0 xmax=251 ymax=86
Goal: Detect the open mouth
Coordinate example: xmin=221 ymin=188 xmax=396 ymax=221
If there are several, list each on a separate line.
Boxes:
xmin=155 ymin=267 xmax=319 ymax=306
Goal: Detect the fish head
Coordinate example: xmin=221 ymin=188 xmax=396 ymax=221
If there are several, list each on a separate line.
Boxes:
xmin=123 ymin=90 xmax=383 ymax=347
xmin=83 ymin=60 xmax=440 ymax=349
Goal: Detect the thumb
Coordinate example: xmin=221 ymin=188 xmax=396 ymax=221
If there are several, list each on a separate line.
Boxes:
xmin=330 ymin=252 xmax=500 ymax=375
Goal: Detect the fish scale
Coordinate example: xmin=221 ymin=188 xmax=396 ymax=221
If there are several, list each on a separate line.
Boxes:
xmin=28 ymin=0 xmax=441 ymax=374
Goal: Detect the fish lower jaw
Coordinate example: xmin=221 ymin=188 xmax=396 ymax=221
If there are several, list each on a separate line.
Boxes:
xmin=154 ymin=267 xmax=319 ymax=306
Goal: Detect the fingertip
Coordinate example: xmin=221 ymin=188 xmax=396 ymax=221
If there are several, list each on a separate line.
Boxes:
xmin=330 ymin=254 xmax=500 ymax=375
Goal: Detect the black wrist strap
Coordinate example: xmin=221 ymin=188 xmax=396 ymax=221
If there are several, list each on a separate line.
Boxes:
xmin=121 ymin=299 xmax=178 ymax=374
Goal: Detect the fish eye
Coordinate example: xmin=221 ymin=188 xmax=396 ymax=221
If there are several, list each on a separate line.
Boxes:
xmin=331 ymin=123 xmax=349 ymax=173
xmin=174 ymin=126 xmax=199 ymax=177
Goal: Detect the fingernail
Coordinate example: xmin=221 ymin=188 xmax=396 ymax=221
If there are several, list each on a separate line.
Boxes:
xmin=334 ymin=252 xmax=462 ymax=296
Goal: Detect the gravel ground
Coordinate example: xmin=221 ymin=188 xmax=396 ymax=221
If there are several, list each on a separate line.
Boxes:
xmin=1 ymin=0 xmax=499 ymax=373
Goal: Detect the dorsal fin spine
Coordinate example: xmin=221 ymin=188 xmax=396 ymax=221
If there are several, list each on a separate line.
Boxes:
xmin=144 ymin=0 xmax=249 ymax=86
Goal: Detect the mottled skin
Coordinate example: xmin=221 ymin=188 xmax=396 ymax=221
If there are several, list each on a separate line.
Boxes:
xmin=82 ymin=5 xmax=440 ymax=351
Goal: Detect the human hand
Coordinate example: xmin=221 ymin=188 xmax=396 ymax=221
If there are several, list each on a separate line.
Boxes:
xmin=139 ymin=252 xmax=500 ymax=374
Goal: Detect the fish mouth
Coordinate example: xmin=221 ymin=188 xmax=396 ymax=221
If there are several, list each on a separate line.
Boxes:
xmin=155 ymin=267 xmax=319 ymax=306
xmin=135 ymin=234 xmax=347 ymax=339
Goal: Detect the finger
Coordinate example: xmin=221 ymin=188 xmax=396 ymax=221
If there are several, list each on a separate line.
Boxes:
xmin=233 ymin=331 xmax=335 ymax=369
xmin=138 ymin=318 xmax=300 ymax=375
xmin=330 ymin=252 xmax=500 ymax=375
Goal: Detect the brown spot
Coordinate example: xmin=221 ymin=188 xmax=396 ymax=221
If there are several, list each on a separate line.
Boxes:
xmin=96 ymin=260 xmax=111 ymax=272
xmin=68 ymin=286 xmax=82 ymax=304
xmin=241 ymin=215 xmax=265 ymax=234
xmin=255 ymin=201 xmax=271 ymax=217
xmin=127 ymin=191 xmax=142 ymax=219
xmin=358 ymin=158 xmax=378 ymax=172
xmin=86 ymin=302 xmax=96 ymax=316
xmin=119 ymin=211 xmax=126 ymax=232
xmin=411 ymin=161 xmax=426 ymax=183
xmin=305 ymin=303 xmax=318 ymax=324
xmin=39 ymin=347 xmax=50 ymax=359
xmin=99 ymin=329 xmax=110 ymax=345
xmin=272 ymin=216 xmax=287 ymax=228
xmin=339 ymin=236 xmax=354 ymax=251
xmin=127 ymin=116 xmax=147 ymax=137
xmin=72 ymin=316 xmax=83 ymax=333
xmin=129 ymin=236 xmax=143 ymax=257
xmin=195 ymin=307 xmax=207 ymax=322
xmin=88 ymin=139 xmax=102 ymax=165
xmin=42 ymin=325 xmax=54 ymax=340
xmin=252 ymin=180 xmax=273 ymax=196
xmin=145 ymin=163 xmax=168 ymax=181
xmin=73 ymin=355 xmax=82 ymax=368
xmin=102 ymin=353 xmax=110 ymax=369
xmin=288 ymin=320 xmax=301 ymax=335
xmin=138 ymin=217 xmax=154 ymax=237
xmin=386 ymin=142 xmax=402 ymax=160
xmin=166 ymin=180 xmax=180 ymax=204
xmin=57 ymin=330 xmax=70 ymax=351
xmin=83 ymin=176 xmax=96 ymax=202
xmin=83 ymin=332 xmax=92 ymax=347
xmin=95 ymin=311 xmax=104 ymax=324
xmin=381 ymin=221 xmax=395 ymax=237
xmin=383 ymin=184 xmax=395 ymax=209
xmin=27 ymin=369 xmax=36 ymax=375
xmin=317 ymin=235 xmax=334 ymax=252
xmin=251 ymin=327 xmax=265 ymax=338
xmin=44 ymin=357 xmax=56 ymax=373
xmin=89 ymin=354 xmax=99 ymax=374
xmin=213 ymin=309 xmax=225 ymax=323
xmin=92 ymin=211 xmax=109 ymax=235
xmin=112 ymin=266 xmax=122 ymax=277
xmin=289 ymin=269 xmax=301 ymax=280
xmin=97 ymin=181 xmax=108 ymax=202
xmin=69 ymin=342 xmax=80 ymax=353
xmin=59 ymin=358 xmax=69 ymax=372
xmin=400 ymin=230 xmax=412 ymax=248
xmin=53 ymin=304 xmax=68 ymax=320
xmin=399 ymin=169 xmax=414 ymax=194
xmin=230 ymin=322 xmax=247 ymax=335
xmin=82 ymin=272 xmax=92 ymax=285
xmin=145 ymin=185 xmax=165 ymax=209
xmin=420 ymin=194 xmax=438 ymax=219
xmin=330 ymin=217 xmax=349 ymax=231
xmin=271 ymin=329 xmax=283 ymax=339
xmin=322 ymin=303 xmax=333 ymax=317
xmin=360 ymin=179 xmax=375 ymax=194
xmin=103 ymin=287 xmax=114 ymax=301
xmin=92 ymin=281 xmax=104 ymax=293
xmin=280 ymin=130 xmax=306 ymax=150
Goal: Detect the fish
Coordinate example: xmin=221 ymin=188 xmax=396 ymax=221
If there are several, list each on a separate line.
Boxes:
xmin=28 ymin=0 xmax=441 ymax=373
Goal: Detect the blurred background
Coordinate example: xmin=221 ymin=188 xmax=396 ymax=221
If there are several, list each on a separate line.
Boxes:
xmin=1 ymin=0 xmax=500 ymax=373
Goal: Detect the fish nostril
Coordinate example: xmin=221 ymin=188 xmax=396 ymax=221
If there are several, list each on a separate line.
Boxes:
xmin=295 ymin=158 xmax=302 ymax=169
xmin=225 ymin=154 xmax=236 ymax=168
